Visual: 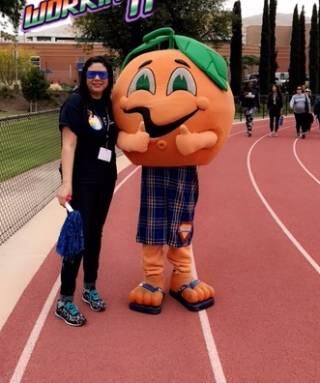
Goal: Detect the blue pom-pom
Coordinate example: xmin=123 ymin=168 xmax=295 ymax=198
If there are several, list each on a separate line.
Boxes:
xmin=56 ymin=210 xmax=84 ymax=258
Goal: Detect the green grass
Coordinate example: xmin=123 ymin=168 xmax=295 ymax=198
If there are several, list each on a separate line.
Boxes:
xmin=0 ymin=111 xmax=60 ymax=182
xmin=0 ymin=111 xmax=25 ymax=118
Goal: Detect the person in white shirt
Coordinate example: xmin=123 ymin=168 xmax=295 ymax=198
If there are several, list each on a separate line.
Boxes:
xmin=289 ymin=86 xmax=311 ymax=139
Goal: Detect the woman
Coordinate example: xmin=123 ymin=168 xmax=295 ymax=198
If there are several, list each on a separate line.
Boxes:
xmin=313 ymin=95 xmax=320 ymax=129
xmin=56 ymin=56 xmax=117 ymax=326
xmin=305 ymin=88 xmax=314 ymax=132
xmin=267 ymin=84 xmax=283 ymax=136
xmin=289 ymin=85 xmax=311 ymax=139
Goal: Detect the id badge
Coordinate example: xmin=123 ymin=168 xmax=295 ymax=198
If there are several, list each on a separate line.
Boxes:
xmin=98 ymin=147 xmax=112 ymax=162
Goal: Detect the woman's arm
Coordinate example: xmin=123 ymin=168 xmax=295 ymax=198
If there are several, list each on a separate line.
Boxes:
xmin=289 ymin=96 xmax=295 ymax=109
xmin=57 ymin=127 xmax=77 ymax=206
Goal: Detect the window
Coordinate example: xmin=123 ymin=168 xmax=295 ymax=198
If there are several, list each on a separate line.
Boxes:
xmin=55 ymin=37 xmax=75 ymax=43
xmin=36 ymin=36 xmax=51 ymax=42
xmin=30 ymin=56 xmax=41 ymax=68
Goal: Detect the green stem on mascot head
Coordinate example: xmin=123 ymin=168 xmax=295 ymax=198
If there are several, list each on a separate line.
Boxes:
xmin=121 ymin=28 xmax=229 ymax=91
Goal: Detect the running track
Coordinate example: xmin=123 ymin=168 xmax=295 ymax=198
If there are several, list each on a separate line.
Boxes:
xmin=1 ymin=117 xmax=320 ymax=383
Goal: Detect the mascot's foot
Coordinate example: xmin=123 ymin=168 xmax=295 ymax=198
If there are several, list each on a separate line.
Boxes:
xmin=170 ymin=280 xmax=214 ymax=312
xmin=129 ymin=282 xmax=165 ymax=315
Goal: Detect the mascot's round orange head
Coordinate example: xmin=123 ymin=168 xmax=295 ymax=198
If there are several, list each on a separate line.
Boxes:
xmin=113 ymin=28 xmax=235 ymax=166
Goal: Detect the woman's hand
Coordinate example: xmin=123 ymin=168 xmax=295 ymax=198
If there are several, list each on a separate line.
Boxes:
xmin=57 ymin=183 xmax=72 ymax=207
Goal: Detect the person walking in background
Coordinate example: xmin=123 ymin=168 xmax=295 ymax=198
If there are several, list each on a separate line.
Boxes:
xmin=313 ymin=94 xmax=320 ymax=129
xmin=289 ymin=85 xmax=311 ymax=139
xmin=267 ymin=84 xmax=283 ymax=136
xmin=239 ymin=85 xmax=260 ymax=137
xmin=305 ymin=88 xmax=314 ymax=132
xmin=56 ymin=56 xmax=118 ymax=326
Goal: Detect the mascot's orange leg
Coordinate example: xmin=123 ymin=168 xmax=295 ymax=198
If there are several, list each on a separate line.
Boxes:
xmin=167 ymin=246 xmax=215 ymax=311
xmin=128 ymin=245 xmax=165 ymax=314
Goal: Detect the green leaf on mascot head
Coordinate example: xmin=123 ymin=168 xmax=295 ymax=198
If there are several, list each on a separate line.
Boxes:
xmin=121 ymin=27 xmax=229 ymax=91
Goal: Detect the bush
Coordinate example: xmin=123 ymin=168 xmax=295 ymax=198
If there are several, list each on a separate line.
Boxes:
xmin=0 ymin=85 xmax=16 ymax=99
xmin=21 ymin=67 xmax=49 ymax=103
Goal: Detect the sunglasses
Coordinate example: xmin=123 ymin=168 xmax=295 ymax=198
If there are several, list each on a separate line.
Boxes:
xmin=86 ymin=71 xmax=108 ymax=80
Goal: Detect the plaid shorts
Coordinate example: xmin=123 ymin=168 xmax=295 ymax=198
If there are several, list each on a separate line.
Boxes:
xmin=136 ymin=166 xmax=199 ymax=247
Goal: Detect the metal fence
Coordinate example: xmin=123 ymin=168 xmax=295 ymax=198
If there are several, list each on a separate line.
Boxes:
xmin=0 ymin=110 xmax=61 ymax=245
xmin=234 ymin=93 xmax=293 ymax=120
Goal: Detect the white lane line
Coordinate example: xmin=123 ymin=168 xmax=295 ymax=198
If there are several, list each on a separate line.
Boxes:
xmin=186 ymin=117 xmax=282 ymax=383
xmin=9 ymin=166 xmax=140 ymax=383
xmin=191 ymin=248 xmax=227 ymax=383
xmin=188 ymin=116 xmax=295 ymax=383
xmin=9 ymin=117 xmax=293 ymax=383
xmin=293 ymin=140 xmax=320 ymax=185
xmin=247 ymin=134 xmax=320 ymax=275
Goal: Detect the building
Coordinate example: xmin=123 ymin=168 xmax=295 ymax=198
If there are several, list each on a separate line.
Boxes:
xmin=243 ymin=13 xmax=311 ymax=73
xmin=0 ymin=13 xmax=312 ymax=85
xmin=0 ymin=24 xmax=112 ymax=85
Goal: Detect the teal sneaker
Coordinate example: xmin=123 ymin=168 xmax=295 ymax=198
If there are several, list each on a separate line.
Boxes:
xmin=55 ymin=300 xmax=86 ymax=327
xmin=82 ymin=289 xmax=106 ymax=312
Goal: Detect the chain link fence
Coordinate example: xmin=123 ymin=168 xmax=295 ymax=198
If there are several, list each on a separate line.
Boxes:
xmin=0 ymin=110 xmax=61 ymax=245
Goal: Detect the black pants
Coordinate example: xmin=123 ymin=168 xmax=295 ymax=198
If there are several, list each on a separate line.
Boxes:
xmin=269 ymin=111 xmax=280 ymax=132
xmin=60 ymin=180 xmax=116 ymax=296
xmin=294 ymin=113 xmax=308 ymax=135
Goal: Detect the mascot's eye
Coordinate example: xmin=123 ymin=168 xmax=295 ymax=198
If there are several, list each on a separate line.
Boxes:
xmin=167 ymin=68 xmax=196 ymax=95
xmin=128 ymin=68 xmax=155 ymax=95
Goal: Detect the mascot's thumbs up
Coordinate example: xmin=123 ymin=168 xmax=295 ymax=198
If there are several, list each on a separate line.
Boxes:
xmin=112 ymin=27 xmax=234 ymax=314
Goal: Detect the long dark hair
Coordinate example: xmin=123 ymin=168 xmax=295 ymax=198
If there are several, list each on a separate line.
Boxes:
xmin=78 ymin=55 xmax=114 ymax=108
xmin=269 ymin=84 xmax=282 ymax=96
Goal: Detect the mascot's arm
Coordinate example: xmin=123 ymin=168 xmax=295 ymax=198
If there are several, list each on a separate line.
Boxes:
xmin=117 ymin=122 xmax=150 ymax=153
xmin=176 ymin=125 xmax=218 ymax=156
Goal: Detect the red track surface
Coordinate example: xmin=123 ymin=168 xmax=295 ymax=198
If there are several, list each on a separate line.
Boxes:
xmin=1 ymin=118 xmax=320 ymax=383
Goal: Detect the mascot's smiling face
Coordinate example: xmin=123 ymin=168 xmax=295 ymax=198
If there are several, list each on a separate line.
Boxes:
xmin=112 ymin=49 xmax=234 ymax=166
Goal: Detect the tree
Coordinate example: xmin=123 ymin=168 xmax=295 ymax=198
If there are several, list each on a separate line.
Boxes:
xmin=258 ymin=0 xmax=271 ymax=94
xmin=0 ymin=46 xmax=32 ymax=86
xmin=289 ymin=5 xmax=301 ymax=93
xmin=0 ymin=0 xmax=26 ymax=29
xmin=230 ymin=1 xmax=242 ymax=96
xmin=269 ymin=0 xmax=278 ymax=83
xmin=21 ymin=67 xmax=49 ymax=112
xmin=299 ymin=6 xmax=306 ymax=85
xmin=75 ymin=0 xmax=232 ymax=60
xmin=242 ymin=55 xmax=260 ymax=70
xmin=309 ymin=4 xmax=319 ymax=93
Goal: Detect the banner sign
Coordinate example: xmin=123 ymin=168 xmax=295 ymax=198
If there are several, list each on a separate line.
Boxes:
xmin=22 ymin=0 xmax=155 ymax=31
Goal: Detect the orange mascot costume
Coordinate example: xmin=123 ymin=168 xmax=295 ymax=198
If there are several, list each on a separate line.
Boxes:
xmin=113 ymin=28 xmax=234 ymax=314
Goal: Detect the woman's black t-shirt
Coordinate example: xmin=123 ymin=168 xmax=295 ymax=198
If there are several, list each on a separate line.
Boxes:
xmin=59 ymin=93 xmax=117 ymax=184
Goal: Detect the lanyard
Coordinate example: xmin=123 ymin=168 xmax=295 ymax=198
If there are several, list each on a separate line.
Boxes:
xmin=87 ymin=106 xmax=113 ymax=148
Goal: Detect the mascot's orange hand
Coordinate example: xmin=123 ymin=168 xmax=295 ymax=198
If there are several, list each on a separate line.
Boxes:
xmin=133 ymin=122 xmax=150 ymax=153
xmin=117 ymin=121 xmax=150 ymax=153
xmin=176 ymin=124 xmax=199 ymax=156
